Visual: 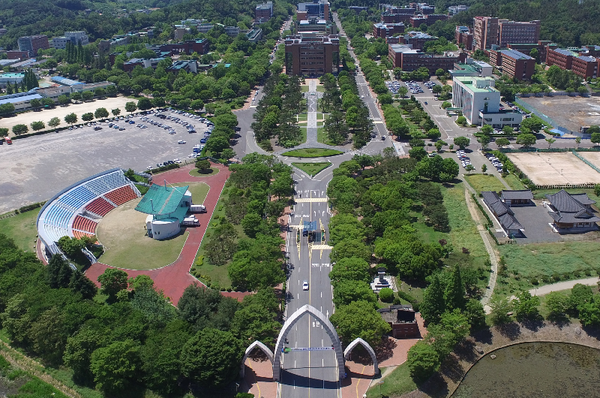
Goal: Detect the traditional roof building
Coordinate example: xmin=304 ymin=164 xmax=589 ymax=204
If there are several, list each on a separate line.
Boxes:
xmin=377 ymin=305 xmax=420 ymax=339
xmin=545 ymin=190 xmax=600 ymax=230
xmin=482 ymin=191 xmax=524 ymax=236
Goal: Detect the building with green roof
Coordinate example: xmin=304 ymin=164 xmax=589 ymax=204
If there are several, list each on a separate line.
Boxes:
xmin=136 ymin=183 xmax=194 ymax=240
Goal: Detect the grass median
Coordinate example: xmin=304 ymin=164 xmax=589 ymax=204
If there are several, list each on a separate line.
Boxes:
xmin=292 ymin=162 xmax=331 ymax=177
xmin=282 ymin=148 xmax=343 ymax=158
xmin=464 ymin=174 xmax=506 ymax=193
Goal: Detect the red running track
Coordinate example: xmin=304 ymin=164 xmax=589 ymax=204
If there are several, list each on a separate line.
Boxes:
xmin=85 ymin=163 xmax=249 ymax=305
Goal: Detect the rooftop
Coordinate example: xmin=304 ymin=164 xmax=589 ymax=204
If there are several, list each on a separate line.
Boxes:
xmin=553 ymin=48 xmax=577 ymax=57
xmin=454 ymin=76 xmax=498 ymax=93
xmin=499 ymin=49 xmax=533 ymax=60
xmin=136 ymin=184 xmax=189 ymax=216
xmin=0 ymin=93 xmax=43 ymax=105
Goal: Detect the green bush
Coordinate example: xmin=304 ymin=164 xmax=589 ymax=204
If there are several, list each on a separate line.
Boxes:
xmin=379 ymin=287 xmax=394 ymax=303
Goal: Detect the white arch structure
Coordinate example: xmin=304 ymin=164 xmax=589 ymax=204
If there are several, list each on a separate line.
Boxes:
xmin=240 ymin=340 xmax=274 ymax=378
xmin=272 ymin=304 xmax=345 ymax=381
xmin=343 ymin=337 xmax=379 ymax=376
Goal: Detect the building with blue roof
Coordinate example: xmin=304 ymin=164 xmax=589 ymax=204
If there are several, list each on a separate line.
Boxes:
xmin=489 ymin=49 xmax=535 ymax=80
xmin=0 ymin=91 xmax=43 ymax=110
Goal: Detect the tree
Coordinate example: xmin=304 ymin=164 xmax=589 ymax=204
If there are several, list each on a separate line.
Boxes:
xmin=516 ymin=133 xmax=537 ymax=147
xmin=578 ymin=296 xmax=600 ymax=327
xmin=31 ymin=121 xmax=45 ymax=131
xmin=495 ymin=137 xmax=510 ymax=148
xmin=480 ymin=124 xmax=493 ymax=135
xmin=82 ymin=112 xmax=94 ymax=122
xmin=64 ymin=326 xmax=105 ymax=384
xmin=513 ymin=290 xmax=541 ymax=321
xmin=125 ymin=102 xmax=137 ymax=113
xmin=545 ymin=137 xmax=556 ymax=149
xmin=181 ymin=328 xmax=243 ymax=388
xmin=0 ymin=128 xmax=8 ymax=137
xmin=111 ymin=108 xmax=121 ymax=116
xmin=57 ymin=95 xmax=71 ymax=105
xmin=71 ymin=92 xmax=82 ymax=102
xmin=545 ymin=292 xmax=569 ymax=322
xmin=407 ymin=341 xmax=440 ymax=383
xmin=576 ymin=136 xmax=582 ymax=149
xmin=328 ymin=257 xmax=371 ymax=286
xmin=330 ymin=300 xmax=391 ymax=347
xmin=398 ymin=86 xmax=408 ymax=98
xmin=441 ymin=101 xmax=451 ymax=109
xmin=379 ymin=287 xmax=394 ymax=303
xmin=427 ymin=128 xmax=441 ymax=140
xmin=94 ymin=107 xmax=109 ymax=119
xmin=90 ymin=339 xmax=141 ymax=396
xmin=591 ymin=132 xmax=600 ymax=147
xmin=482 ymin=164 xmax=487 ymax=173
xmin=12 ymin=124 xmax=28 ymax=135
xmin=195 ymin=159 xmax=211 ymax=173
xmin=82 ymin=91 xmax=94 ymax=101
xmin=138 ymin=98 xmax=153 ymax=110
xmin=456 ymin=116 xmax=467 ymax=126
xmin=29 ymin=307 xmax=67 ymax=365
xmin=477 ymin=134 xmax=491 ymax=149
xmin=490 ymin=297 xmax=513 ymax=325
xmin=333 ymin=280 xmax=377 ymax=308
xmin=521 ymin=117 xmax=543 ymax=133
xmin=48 ymin=117 xmax=60 ymax=128
xmin=444 ymin=266 xmax=466 ymax=311
xmin=420 ymin=274 xmax=445 ymax=324
xmin=0 ymin=103 xmax=16 ymax=116
xmin=97 ymin=268 xmax=129 ymax=302
xmin=453 ymin=136 xmax=470 ymax=149
xmin=65 ymin=113 xmax=77 ymax=125
xmin=0 ymin=294 xmax=31 ymax=345
xmin=204 ymin=222 xmax=238 ymax=266
xmin=502 ymin=125 xmax=513 ymax=135
xmin=30 ymin=98 xmax=41 ymax=109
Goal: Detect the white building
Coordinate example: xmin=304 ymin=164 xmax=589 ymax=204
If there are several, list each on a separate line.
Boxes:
xmin=452 ymin=76 xmax=522 ymax=127
xmin=52 ymin=31 xmax=89 ymax=49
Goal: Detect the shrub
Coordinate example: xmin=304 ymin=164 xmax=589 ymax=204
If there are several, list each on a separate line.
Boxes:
xmin=379 ymin=288 xmax=394 ymax=303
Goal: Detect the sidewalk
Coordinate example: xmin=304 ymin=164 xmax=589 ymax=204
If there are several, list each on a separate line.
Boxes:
xmin=529 ymin=277 xmax=599 ymax=296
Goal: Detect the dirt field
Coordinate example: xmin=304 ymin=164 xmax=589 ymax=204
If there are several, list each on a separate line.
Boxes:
xmin=520 ymin=96 xmax=600 ymax=132
xmin=1 ymin=96 xmax=134 ymax=135
xmin=507 ymin=152 xmax=600 ymax=185
xmin=578 ymin=152 xmax=600 ymax=170
xmin=97 ymin=197 xmax=189 ymax=270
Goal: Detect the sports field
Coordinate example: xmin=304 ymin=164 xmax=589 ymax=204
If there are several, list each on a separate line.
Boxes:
xmin=578 ymin=152 xmax=600 ymax=170
xmin=507 ymin=152 xmax=600 ymax=186
xmin=96 ymin=182 xmax=209 ymax=270
xmin=520 ymin=96 xmax=600 ymax=133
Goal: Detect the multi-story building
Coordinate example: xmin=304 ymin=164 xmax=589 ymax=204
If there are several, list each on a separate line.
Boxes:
xmin=7 ymin=50 xmax=30 ymax=60
xmin=489 ymin=49 xmax=535 ymax=80
xmin=425 ymin=14 xmax=448 ymax=25
xmin=372 ymin=22 xmax=405 ymax=39
xmin=546 ymin=47 xmax=599 ymax=79
xmin=473 ymin=17 xmax=540 ymax=51
xmin=399 ymin=31 xmax=437 ymax=50
xmin=382 ymin=13 xmax=413 ymax=24
xmin=410 ymin=15 xmax=428 ymax=28
xmin=52 ymin=31 xmax=89 ymax=49
xmin=388 ymin=44 xmax=465 ymax=73
xmin=17 ymin=35 xmax=49 ymax=56
xmin=506 ymin=40 xmax=553 ymax=62
xmin=224 ymin=26 xmax=241 ymax=37
xmin=0 ymin=73 xmax=25 ymax=87
xmin=255 ymin=1 xmax=273 ymax=22
xmin=159 ymin=39 xmax=208 ymax=56
xmin=455 ymin=26 xmax=473 ymax=51
xmin=246 ymin=28 xmax=264 ymax=43
xmin=497 ymin=20 xmax=540 ymax=48
xmin=448 ymin=5 xmax=468 ymax=15
xmin=167 ymin=60 xmax=198 ymax=74
xmin=449 ymin=58 xmax=493 ymax=78
xmin=285 ymin=33 xmax=339 ymax=75
xmin=297 ymin=18 xmax=336 ymax=34
xmin=452 ymin=76 xmax=522 ymax=127
xmin=297 ymin=0 xmax=330 ymax=19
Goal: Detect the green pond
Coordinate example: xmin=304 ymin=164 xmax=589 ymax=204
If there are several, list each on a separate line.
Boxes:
xmin=453 ymin=342 xmax=600 ymax=398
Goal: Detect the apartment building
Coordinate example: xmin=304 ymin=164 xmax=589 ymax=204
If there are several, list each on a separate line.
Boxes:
xmin=473 ymin=17 xmax=540 ymax=51
xmin=17 ymin=35 xmax=49 ymax=56
xmin=546 ymin=47 xmax=599 ymax=79
xmin=285 ymin=33 xmax=339 ymax=75
xmin=255 ymin=1 xmax=273 ymax=22
xmin=489 ymin=49 xmax=535 ymax=80
xmin=399 ymin=31 xmax=437 ymax=51
xmin=452 ymin=76 xmax=522 ymax=127
xmin=297 ymin=0 xmax=330 ymax=20
xmin=571 ymin=56 xmax=598 ymax=79
xmin=388 ymin=44 xmax=465 ymax=73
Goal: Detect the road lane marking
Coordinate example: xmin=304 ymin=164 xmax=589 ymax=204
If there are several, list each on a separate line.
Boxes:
xmin=355 ymin=365 xmax=367 ymax=398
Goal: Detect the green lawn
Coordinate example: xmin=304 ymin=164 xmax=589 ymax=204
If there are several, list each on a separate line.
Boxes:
xmin=496 ymin=241 xmax=600 ymax=296
xmin=297 ymin=113 xmax=308 ymax=122
xmin=464 ymin=174 xmax=506 ymax=193
xmin=189 ymin=167 xmax=220 ymax=177
xmin=366 ymin=362 xmax=417 ymax=398
xmin=0 ymin=354 xmax=71 ymax=398
xmin=442 ymin=183 xmax=489 ymax=269
xmin=192 ymin=183 xmax=246 ymax=289
xmin=282 ymin=148 xmax=343 ymax=158
xmin=0 ymin=209 xmax=40 ymax=252
xmin=97 ymin=183 xmax=209 ymax=270
xmin=292 ymin=162 xmax=331 ymax=177
xmin=316 ymin=127 xmax=335 ymax=145
xmin=301 ymin=85 xmax=309 ymax=92
xmin=316 ymin=85 xmax=325 ymax=92
xmin=503 ymin=173 xmax=526 ymax=190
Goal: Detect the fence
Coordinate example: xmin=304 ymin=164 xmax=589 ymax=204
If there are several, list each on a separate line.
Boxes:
xmin=514 ymin=97 xmax=560 ymax=130
xmin=571 ymin=150 xmax=600 ymax=174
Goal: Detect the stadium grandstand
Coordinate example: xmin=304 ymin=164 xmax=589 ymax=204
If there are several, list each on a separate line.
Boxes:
xmin=37 ymin=169 xmax=141 ymax=259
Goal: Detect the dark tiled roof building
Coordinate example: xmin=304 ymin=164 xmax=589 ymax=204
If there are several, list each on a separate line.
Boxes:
xmin=545 ymin=190 xmax=600 ymax=230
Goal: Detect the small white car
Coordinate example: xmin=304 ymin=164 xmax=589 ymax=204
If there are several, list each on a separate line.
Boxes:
xmin=302 ymin=281 xmax=309 ymax=291
xmin=178 ymin=140 xmax=186 ymax=144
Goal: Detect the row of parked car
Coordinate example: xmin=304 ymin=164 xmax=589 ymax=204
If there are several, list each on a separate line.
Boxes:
xmin=386 ymin=81 xmax=401 ymax=94
xmin=485 ymin=153 xmax=504 ymax=172
xmin=406 ymin=81 xmax=424 ymax=94
xmin=456 ymin=150 xmax=472 ymax=169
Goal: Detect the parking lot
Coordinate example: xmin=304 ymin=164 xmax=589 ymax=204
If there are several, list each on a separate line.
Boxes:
xmin=0 ymin=108 xmax=212 ymax=214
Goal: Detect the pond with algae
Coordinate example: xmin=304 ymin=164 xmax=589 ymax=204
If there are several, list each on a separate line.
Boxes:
xmin=453 ymin=342 xmax=600 ymax=398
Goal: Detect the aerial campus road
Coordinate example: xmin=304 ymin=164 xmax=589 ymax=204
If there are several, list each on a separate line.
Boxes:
xmin=278 ymin=173 xmax=339 ymax=398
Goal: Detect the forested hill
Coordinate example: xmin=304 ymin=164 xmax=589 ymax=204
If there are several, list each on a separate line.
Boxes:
xmin=0 ymin=0 xmax=289 ymax=51
xmin=331 ymin=0 xmax=600 ymax=47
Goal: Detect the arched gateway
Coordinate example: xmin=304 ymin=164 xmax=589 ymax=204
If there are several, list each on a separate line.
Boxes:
xmin=240 ymin=340 xmax=274 ymax=378
xmin=272 ymin=304 xmax=345 ymax=381
xmin=344 ymin=337 xmax=380 ymax=376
